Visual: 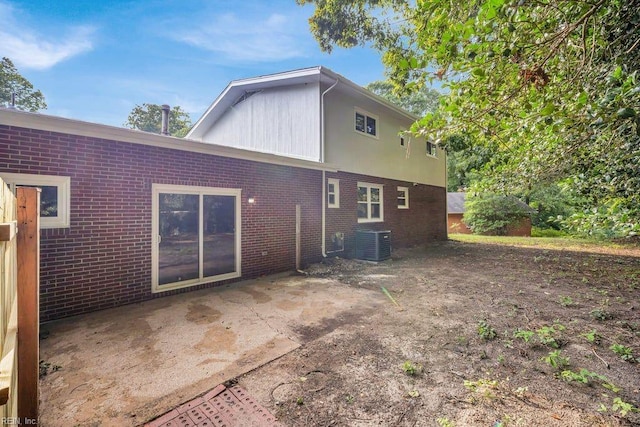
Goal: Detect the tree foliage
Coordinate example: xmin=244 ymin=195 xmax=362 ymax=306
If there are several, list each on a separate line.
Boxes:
xmin=463 ymin=193 xmax=533 ymax=235
xmin=124 ymin=103 xmax=192 ymax=137
xmin=365 ymin=80 xmax=440 ymax=116
xmin=299 ymin=0 xmax=640 ymax=236
xmin=0 ymin=57 xmax=47 ymax=112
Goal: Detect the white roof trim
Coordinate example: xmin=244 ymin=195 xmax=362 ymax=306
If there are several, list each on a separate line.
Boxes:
xmin=0 ymin=108 xmax=338 ymax=172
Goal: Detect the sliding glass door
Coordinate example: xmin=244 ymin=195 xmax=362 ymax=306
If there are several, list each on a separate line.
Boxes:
xmin=152 ymin=184 xmax=241 ymax=292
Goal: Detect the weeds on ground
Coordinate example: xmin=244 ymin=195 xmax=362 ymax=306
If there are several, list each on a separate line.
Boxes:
xmin=560 ymin=368 xmax=620 ymax=392
xmin=611 ymin=397 xmax=639 ymax=417
xmin=477 ymin=320 xmax=497 ymax=340
xmin=580 ymin=329 xmax=601 ymax=345
xmin=401 ymin=360 xmax=422 ymax=376
xmin=464 ymin=378 xmax=498 ymax=400
xmin=558 ymin=296 xmax=575 ymax=307
xmin=437 ymin=417 xmax=455 ymax=427
xmin=513 ymin=328 xmax=535 ymax=343
xmin=542 ymin=350 xmax=570 ymax=370
xmin=609 ymin=344 xmax=637 ymax=362
xmin=590 ymin=308 xmax=611 ymax=321
xmin=513 ymin=323 xmax=565 ymax=348
xmin=536 ymin=323 xmax=565 ymax=348
xmin=39 ymin=360 xmax=61 ymax=379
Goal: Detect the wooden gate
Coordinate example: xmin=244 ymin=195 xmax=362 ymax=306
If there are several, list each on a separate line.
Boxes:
xmin=0 ymin=179 xmax=40 ymax=422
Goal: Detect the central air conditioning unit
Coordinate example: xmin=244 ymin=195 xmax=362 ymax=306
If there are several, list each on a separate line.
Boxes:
xmin=355 ymin=230 xmax=391 ymax=261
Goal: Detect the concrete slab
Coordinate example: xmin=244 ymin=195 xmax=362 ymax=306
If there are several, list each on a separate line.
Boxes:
xmin=39 ymin=273 xmax=382 ymax=426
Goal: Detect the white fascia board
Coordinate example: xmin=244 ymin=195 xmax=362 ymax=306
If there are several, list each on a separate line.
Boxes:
xmin=0 ymin=108 xmax=338 ymax=173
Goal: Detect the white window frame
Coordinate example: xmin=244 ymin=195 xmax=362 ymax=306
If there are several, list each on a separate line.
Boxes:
xmin=357 ymin=182 xmax=384 ymax=223
xmin=426 ymin=141 xmax=438 ymax=157
xmin=327 ymin=178 xmax=340 ymax=208
xmin=1 ymin=172 xmax=70 ymax=228
xmin=397 ymin=186 xmax=409 ymax=209
xmin=354 ymin=108 xmax=379 ymax=139
xmin=151 ymin=183 xmax=242 ymax=293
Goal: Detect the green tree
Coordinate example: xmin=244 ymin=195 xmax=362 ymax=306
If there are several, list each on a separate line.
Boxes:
xmin=125 ymin=103 xmax=192 ymax=137
xmin=365 ymin=80 xmax=440 ymax=116
xmin=0 ymin=57 xmax=47 ymax=111
xmin=298 ymin=0 xmax=640 ymax=236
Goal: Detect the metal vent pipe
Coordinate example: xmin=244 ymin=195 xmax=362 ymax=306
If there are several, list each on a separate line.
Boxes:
xmin=161 ymin=104 xmax=170 ymax=135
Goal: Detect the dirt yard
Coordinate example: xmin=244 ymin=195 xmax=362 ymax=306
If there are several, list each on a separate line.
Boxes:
xmin=238 ymin=237 xmax=640 ymax=426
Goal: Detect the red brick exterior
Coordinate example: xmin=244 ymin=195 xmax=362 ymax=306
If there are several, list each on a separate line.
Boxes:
xmin=325 ymin=172 xmax=447 ymax=257
xmin=447 ymin=213 xmax=472 ymax=234
xmin=1 ymin=125 xmax=324 ymax=321
xmin=505 ymin=217 xmax=532 ymax=237
xmin=447 ymin=213 xmax=531 ymax=236
xmin=1 ymin=125 xmax=447 ymax=321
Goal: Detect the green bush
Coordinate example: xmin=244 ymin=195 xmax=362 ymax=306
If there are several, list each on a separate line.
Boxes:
xmin=463 ymin=192 xmax=532 ymax=235
xmin=531 ymin=227 xmax=567 ymax=237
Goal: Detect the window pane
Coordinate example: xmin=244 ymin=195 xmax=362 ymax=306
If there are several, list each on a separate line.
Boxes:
xmin=355 ymin=112 xmax=365 ymax=132
xmin=328 ymin=183 xmax=334 ymax=193
xmin=397 ymin=190 xmax=406 ymax=199
xmin=19 ymin=184 xmax=58 ymax=217
xmin=357 ymin=202 xmax=368 ymax=218
xmin=371 ymin=203 xmax=381 ymax=218
xmin=203 ymin=195 xmax=236 ymax=277
xmin=366 ymin=116 xmax=376 ymax=136
xmin=358 ymin=186 xmax=368 ymax=202
xmin=40 ymin=186 xmax=59 ymax=217
xmin=158 ymin=193 xmax=200 ymax=285
xmin=371 ymin=188 xmax=380 ymax=202
xmin=328 ymin=194 xmax=335 ymax=205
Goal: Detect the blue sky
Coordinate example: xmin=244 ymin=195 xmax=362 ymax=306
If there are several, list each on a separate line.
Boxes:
xmin=0 ymin=0 xmax=388 ymax=127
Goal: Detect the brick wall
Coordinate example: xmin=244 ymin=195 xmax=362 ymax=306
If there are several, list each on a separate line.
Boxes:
xmin=448 ymin=213 xmax=472 ymax=234
xmin=325 ymin=171 xmax=447 ymax=257
xmin=0 ymin=125 xmax=322 ymax=321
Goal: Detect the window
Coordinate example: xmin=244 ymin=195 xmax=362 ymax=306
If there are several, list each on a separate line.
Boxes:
xmin=327 ymin=178 xmax=340 ymax=208
xmin=355 ymin=109 xmax=378 ymax=138
xmin=397 ymin=186 xmax=409 ymax=209
xmin=152 ymin=184 xmax=241 ymax=293
xmin=400 ymin=137 xmax=405 ymax=146
xmin=1 ymin=173 xmax=70 ymax=228
xmin=426 ymin=141 xmax=438 ymax=157
xmin=357 ymin=182 xmax=384 ymax=223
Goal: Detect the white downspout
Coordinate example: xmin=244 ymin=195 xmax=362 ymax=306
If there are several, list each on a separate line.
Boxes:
xmin=320 ymin=77 xmax=339 ymax=257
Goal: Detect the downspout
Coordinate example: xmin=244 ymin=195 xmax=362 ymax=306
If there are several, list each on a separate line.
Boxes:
xmin=320 ymin=77 xmax=339 ymax=257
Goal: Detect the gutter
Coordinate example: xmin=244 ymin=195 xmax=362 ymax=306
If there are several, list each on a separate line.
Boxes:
xmin=320 ymin=77 xmax=339 ymax=257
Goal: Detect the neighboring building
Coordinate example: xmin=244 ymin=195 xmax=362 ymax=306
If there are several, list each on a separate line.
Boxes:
xmin=0 ymin=66 xmax=447 ymax=321
xmin=447 ymin=192 xmax=534 ymax=236
xmin=447 ymin=192 xmax=472 ymax=234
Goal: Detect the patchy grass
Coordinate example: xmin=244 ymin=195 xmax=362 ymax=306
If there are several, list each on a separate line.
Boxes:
xmin=449 ymin=233 xmax=640 ymax=256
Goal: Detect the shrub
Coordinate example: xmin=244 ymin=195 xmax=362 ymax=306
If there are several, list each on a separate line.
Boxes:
xmin=463 ymin=192 xmax=533 ymax=235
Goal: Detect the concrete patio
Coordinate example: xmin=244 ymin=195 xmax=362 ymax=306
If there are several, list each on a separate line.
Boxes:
xmin=38 ymin=273 xmax=384 ymax=426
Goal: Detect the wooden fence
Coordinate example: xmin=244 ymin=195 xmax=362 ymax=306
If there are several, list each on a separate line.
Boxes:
xmin=0 ymin=179 xmax=40 ymax=422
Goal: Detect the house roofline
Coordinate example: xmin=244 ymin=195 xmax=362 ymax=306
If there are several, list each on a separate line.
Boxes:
xmin=0 ymin=108 xmax=338 ymax=173
xmin=187 ymin=66 xmax=419 ymax=140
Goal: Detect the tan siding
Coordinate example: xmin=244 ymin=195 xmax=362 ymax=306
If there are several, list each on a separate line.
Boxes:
xmin=324 ymin=89 xmax=446 ymax=187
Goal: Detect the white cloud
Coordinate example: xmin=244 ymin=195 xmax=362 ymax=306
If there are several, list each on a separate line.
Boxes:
xmin=0 ymin=2 xmax=95 ymax=70
xmin=174 ymin=12 xmax=310 ymax=62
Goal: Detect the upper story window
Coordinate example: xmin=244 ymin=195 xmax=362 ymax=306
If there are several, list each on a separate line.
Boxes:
xmin=426 ymin=141 xmax=438 ymax=157
xmin=327 ymin=178 xmax=340 ymax=208
xmin=357 ymin=182 xmax=384 ymax=223
xmin=355 ymin=109 xmax=378 ymax=138
xmin=1 ymin=172 xmax=70 ymax=228
xmin=397 ymin=186 xmax=409 ymax=209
